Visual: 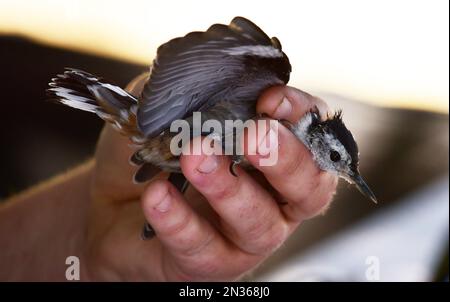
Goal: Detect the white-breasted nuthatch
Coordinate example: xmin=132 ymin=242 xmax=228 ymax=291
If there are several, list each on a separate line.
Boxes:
xmin=47 ymin=16 xmax=376 ymax=239
xmin=289 ymin=108 xmax=377 ymax=203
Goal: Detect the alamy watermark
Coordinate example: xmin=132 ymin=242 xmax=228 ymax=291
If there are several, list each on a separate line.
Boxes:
xmin=365 ymin=256 xmax=380 ymax=281
xmin=65 ymin=256 xmax=80 ymax=281
xmin=169 ymin=112 xmax=279 ymax=166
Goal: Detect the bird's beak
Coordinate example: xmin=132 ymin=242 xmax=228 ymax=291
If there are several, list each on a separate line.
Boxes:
xmin=351 ymin=173 xmax=378 ymax=204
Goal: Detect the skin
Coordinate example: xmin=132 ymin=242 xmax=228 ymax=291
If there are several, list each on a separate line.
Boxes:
xmin=0 ymin=75 xmax=337 ymax=281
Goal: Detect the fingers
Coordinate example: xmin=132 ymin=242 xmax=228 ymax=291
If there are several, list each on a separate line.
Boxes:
xmin=244 ymin=86 xmax=338 ymax=220
xmin=180 ymin=137 xmax=290 ymax=256
xmin=141 ymin=179 xmax=225 ymax=263
xmin=141 ymin=176 xmax=270 ymax=280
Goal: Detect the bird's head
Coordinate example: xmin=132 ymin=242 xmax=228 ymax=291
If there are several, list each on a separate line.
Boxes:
xmin=291 ymin=108 xmax=377 ymax=203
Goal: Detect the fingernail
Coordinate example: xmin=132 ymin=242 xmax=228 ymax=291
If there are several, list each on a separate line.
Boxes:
xmin=197 ymin=155 xmax=219 ymax=174
xmin=273 ymin=97 xmax=292 ymax=119
xmin=258 ymin=123 xmax=279 ymax=156
xmin=155 ymin=193 xmax=171 ymax=212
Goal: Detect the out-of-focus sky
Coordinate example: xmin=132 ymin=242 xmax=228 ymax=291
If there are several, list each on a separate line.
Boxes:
xmin=0 ymin=0 xmax=448 ymax=112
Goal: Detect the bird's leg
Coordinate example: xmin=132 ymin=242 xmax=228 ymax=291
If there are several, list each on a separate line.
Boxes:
xmin=141 ymin=172 xmax=189 ymax=240
xmin=141 ymin=222 xmax=155 ymax=239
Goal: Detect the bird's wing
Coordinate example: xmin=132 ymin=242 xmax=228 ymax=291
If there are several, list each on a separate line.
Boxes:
xmin=137 ymin=16 xmax=291 ymax=137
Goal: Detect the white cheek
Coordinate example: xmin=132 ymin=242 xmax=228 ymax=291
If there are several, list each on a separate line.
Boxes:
xmin=290 ymin=115 xmax=353 ymax=176
xmin=292 ymin=113 xmax=313 ymax=148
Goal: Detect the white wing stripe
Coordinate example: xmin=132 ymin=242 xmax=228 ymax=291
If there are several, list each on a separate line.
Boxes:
xmin=223 ymin=45 xmax=282 ymax=58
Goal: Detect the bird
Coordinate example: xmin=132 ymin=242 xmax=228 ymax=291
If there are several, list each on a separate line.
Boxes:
xmin=47 ymin=16 xmax=377 ymax=239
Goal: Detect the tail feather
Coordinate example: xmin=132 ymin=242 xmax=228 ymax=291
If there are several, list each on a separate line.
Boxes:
xmin=48 ymin=68 xmax=162 ymax=183
xmin=47 ymin=68 xmax=142 ymax=139
xmin=48 ymin=72 xmax=100 ymax=113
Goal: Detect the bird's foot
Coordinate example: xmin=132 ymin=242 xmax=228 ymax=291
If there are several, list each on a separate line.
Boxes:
xmin=141 ymin=222 xmax=155 ymax=240
xmin=229 ymin=158 xmax=242 ymax=177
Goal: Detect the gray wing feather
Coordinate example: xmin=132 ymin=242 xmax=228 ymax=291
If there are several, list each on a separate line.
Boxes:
xmin=137 ymin=17 xmax=287 ymax=138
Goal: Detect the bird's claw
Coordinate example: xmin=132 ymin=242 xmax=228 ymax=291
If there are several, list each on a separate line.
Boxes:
xmin=229 ymin=161 xmax=239 ymax=177
xmin=141 ymin=222 xmax=155 ymax=240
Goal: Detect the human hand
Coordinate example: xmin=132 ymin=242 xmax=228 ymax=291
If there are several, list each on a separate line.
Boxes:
xmin=83 ymin=76 xmax=337 ymax=281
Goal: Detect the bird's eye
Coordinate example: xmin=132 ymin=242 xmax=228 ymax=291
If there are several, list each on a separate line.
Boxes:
xmin=330 ymin=150 xmax=341 ymax=162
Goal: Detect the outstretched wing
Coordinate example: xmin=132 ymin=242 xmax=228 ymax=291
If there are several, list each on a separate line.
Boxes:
xmin=137 ymin=17 xmax=291 ymax=137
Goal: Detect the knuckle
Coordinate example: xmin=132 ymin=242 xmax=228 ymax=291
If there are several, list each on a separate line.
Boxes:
xmin=159 ymin=210 xmax=192 ymax=237
xmin=142 ymin=179 xmax=171 ymax=208
xmin=308 ymin=194 xmax=331 ymax=215
xmin=181 ymin=228 xmax=215 ymax=257
xmin=264 ymin=223 xmax=289 ymax=250
xmin=281 ymin=146 xmax=305 ymax=177
xmin=245 ymin=216 xmax=270 ymax=238
xmin=304 ymin=170 xmax=322 ymax=192
xmin=294 ymin=168 xmax=322 ymax=201
xmin=196 ymin=255 xmax=221 ymax=277
xmin=284 ymin=172 xmax=337 ymax=220
xmin=299 ymin=184 xmax=336 ymax=219
xmin=208 ymin=180 xmax=240 ymax=201
xmin=244 ymin=221 xmax=289 ymax=255
xmin=175 ymin=252 xmax=221 ymax=281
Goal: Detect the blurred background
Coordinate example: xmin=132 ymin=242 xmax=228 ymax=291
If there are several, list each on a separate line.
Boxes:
xmin=0 ymin=0 xmax=448 ymax=281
